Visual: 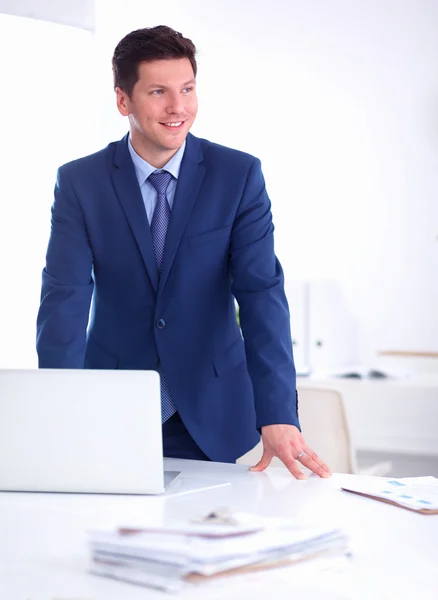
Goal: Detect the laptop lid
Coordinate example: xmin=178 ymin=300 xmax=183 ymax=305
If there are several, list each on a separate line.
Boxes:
xmin=0 ymin=369 xmax=170 ymax=494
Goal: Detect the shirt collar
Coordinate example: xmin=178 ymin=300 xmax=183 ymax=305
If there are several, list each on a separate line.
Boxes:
xmin=128 ymin=136 xmax=186 ymax=186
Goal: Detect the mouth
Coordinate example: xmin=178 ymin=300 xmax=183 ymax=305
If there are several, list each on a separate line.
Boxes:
xmin=160 ymin=120 xmax=186 ymax=131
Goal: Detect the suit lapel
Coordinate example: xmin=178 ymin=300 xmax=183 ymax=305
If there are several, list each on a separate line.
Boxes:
xmin=159 ymin=134 xmax=206 ymax=294
xmin=111 ymin=135 xmax=159 ymax=292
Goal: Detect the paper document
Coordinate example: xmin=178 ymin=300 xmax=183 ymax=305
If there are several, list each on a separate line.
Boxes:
xmin=87 ymin=510 xmax=349 ymax=592
xmin=341 ymin=475 xmax=438 ymax=513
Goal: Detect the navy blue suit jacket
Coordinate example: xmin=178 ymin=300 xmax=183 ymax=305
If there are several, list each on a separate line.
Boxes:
xmin=36 ymin=133 xmax=299 ymax=462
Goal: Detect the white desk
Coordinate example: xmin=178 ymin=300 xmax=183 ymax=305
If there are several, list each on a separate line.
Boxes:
xmin=1 ymin=459 xmax=437 ymax=599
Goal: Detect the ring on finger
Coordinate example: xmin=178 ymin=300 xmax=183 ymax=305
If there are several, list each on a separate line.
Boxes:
xmin=296 ymin=451 xmax=305 ymax=460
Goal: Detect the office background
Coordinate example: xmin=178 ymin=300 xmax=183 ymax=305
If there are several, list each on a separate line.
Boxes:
xmin=1 ymin=0 xmax=437 ymax=369
xmin=0 ymin=0 xmax=437 ymax=471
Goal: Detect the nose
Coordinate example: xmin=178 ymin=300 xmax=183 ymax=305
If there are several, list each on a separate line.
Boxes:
xmin=165 ymin=91 xmax=184 ymax=115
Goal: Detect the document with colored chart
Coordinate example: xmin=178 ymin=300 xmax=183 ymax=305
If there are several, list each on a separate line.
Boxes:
xmin=341 ymin=475 xmax=438 ymax=513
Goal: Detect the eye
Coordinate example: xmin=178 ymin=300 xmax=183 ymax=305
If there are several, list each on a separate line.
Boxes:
xmin=182 ymin=87 xmax=193 ymax=94
xmin=151 ymin=89 xmax=164 ymax=96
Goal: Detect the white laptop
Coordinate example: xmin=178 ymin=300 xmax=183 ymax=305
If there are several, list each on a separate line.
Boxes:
xmin=0 ymin=369 xmax=180 ymax=494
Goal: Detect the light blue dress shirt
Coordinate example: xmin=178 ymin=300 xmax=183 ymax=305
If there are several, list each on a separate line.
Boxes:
xmin=128 ymin=136 xmax=186 ymax=224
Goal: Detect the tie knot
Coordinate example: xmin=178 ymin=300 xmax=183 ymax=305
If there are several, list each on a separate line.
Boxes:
xmin=148 ymin=170 xmax=172 ymax=195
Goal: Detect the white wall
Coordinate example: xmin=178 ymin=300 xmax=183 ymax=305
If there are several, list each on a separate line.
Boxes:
xmin=0 ymin=0 xmax=94 ymax=30
xmin=0 ymin=14 xmax=98 ymax=367
xmin=1 ymin=2 xmax=437 ymax=369
xmin=94 ymin=0 xmax=438 ymax=365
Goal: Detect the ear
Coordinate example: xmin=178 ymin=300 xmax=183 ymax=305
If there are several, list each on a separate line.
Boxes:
xmin=116 ymin=87 xmax=130 ymax=117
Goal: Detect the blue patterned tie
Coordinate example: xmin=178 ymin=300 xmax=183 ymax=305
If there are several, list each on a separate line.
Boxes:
xmin=148 ymin=170 xmax=176 ymax=423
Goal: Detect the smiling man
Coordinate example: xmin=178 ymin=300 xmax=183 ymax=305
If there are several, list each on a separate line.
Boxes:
xmin=36 ymin=25 xmax=331 ymax=479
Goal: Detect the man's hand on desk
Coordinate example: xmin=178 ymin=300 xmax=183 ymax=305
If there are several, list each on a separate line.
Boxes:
xmin=249 ymin=424 xmax=332 ymax=479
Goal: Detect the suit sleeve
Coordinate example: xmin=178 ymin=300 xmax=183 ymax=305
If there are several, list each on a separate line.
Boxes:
xmin=36 ymin=168 xmax=93 ymax=368
xmin=230 ymin=157 xmax=300 ymax=430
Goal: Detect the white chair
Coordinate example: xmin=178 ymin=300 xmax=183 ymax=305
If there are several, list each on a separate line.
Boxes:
xmin=237 ymin=386 xmax=391 ymax=475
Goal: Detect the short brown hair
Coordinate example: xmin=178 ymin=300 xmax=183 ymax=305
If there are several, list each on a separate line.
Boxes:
xmin=112 ymin=25 xmax=197 ymax=97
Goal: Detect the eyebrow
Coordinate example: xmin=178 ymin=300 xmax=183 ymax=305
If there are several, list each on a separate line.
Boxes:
xmin=147 ymin=79 xmax=196 ymax=89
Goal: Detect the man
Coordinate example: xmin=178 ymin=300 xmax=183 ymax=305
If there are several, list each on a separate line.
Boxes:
xmin=37 ymin=25 xmax=331 ymax=479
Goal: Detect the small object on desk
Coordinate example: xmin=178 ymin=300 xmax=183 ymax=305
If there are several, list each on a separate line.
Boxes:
xmin=191 ymin=507 xmax=238 ymax=525
xmin=336 ymin=372 xmax=362 ymax=379
xmin=367 ymin=369 xmax=389 ymax=379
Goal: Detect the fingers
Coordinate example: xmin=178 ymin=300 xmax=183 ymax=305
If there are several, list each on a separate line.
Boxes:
xmin=249 ymin=450 xmax=330 ymax=479
xmin=250 ymin=450 xmax=307 ymax=480
xmin=248 ymin=435 xmax=332 ymax=480
xmin=249 ymin=452 xmax=273 ymax=472
xmin=280 ymin=456 xmax=306 ymax=479
xmin=300 ymin=445 xmax=332 ymax=477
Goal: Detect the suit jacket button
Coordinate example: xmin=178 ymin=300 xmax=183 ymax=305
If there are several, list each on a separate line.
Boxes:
xmin=156 ymin=319 xmax=166 ymax=329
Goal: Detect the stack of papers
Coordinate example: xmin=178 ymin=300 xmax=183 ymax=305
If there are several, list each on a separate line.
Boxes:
xmin=87 ymin=512 xmax=349 ymax=593
xmin=341 ymin=476 xmax=438 ymax=514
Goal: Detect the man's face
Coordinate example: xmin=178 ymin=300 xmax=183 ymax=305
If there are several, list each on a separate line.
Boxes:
xmin=116 ymin=58 xmax=198 ymax=161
